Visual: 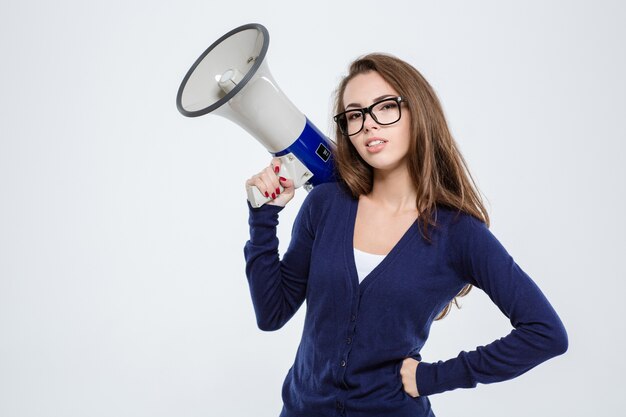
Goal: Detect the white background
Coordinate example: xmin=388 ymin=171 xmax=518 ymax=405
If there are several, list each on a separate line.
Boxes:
xmin=1 ymin=1 xmax=624 ymax=416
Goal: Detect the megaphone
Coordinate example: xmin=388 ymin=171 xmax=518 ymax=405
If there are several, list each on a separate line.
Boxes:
xmin=176 ymin=23 xmax=336 ymax=207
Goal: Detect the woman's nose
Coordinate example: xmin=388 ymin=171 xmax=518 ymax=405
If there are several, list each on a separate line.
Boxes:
xmin=363 ymin=112 xmax=379 ymax=131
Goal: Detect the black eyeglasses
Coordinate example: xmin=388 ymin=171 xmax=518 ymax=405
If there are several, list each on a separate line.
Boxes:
xmin=334 ymin=96 xmax=406 ymax=136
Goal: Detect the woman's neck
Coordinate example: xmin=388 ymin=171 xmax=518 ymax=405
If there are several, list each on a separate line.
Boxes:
xmin=368 ymin=166 xmax=418 ymax=214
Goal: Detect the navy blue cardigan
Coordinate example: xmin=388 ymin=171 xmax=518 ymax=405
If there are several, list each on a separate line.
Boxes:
xmin=244 ymin=182 xmax=568 ymax=417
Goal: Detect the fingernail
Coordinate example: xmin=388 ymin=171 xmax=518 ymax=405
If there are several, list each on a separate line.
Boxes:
xmin=265 ymin=191 xmax=269 ymax=197
xmin=279 ymin=177 xmax=287 ymax=182
xmin=274 ymin=166 xmax=280 ymax=174
xmin=271 ymin=192 xmax=276 ymax=199
xmin=275 ymin=187 xmax=280 ymax=195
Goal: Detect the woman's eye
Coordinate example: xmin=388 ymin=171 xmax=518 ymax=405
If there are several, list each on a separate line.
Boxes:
xmin=347 ymin=112 xmax=362 ymax=121
xmin=378 ymin=102 xmax=398 ymax=112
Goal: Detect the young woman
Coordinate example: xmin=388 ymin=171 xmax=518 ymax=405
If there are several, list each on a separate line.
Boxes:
xmin=244 ymin=54 xmax=568 ymax=417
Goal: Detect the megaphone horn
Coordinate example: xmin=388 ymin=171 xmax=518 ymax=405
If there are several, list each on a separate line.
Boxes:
xmin=176 ymin=23 xmax=336 ymax=207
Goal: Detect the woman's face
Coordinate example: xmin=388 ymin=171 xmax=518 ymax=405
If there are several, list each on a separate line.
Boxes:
xmin=342 ymin=71 xmax=412 ymax=174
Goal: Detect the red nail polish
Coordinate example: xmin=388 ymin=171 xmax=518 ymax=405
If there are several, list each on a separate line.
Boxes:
xmin=276 ymin=187 xmax=280 ymax=195
xmin=265 ymin=191 xmax=269 ymax=197
xmin=274 ymin=166 xmax=280 ymax=174
xmin=279 ymin=177 xmax=286 ymax=182
xmin=271 ymin=192 xmax=276 ymax=199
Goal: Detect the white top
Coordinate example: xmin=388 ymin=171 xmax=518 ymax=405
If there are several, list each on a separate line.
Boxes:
xmin=354 ymin=248 xmax=387 ymax=283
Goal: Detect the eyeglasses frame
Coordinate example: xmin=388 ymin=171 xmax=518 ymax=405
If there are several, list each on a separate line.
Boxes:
xmin=333 ymin=96 xmax=406 ymax=137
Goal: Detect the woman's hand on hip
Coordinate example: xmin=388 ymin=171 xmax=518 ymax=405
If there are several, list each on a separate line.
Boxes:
xmin=245 ymin=157 xmax=295 ymax=207
xmin=400 ymin=357 xmax=420 ymax=398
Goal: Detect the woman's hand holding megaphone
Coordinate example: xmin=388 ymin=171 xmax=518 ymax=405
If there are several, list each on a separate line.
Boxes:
xmin=246 ymin=157 xmax=295 ymax=207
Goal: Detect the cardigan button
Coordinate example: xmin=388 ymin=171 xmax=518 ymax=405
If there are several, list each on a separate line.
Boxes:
xmin=340 ymin=360 xmax=347 ymax=367
xmin=346 ymin=337 xmax=352 ymax=344
xmin=350 ymin=314 xmax=356 ymax=322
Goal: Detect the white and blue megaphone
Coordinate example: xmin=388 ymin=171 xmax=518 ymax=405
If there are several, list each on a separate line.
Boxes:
xmin=176 ymin=23 xmax=336 ymax=207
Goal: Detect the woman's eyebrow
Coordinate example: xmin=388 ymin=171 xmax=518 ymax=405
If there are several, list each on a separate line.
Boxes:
xmin=345 ymin=94 xmax=395 ymax=109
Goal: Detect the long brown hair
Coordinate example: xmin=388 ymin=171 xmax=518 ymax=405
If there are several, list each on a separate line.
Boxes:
xmin=333 ymin=53 xmax=490 ymax=320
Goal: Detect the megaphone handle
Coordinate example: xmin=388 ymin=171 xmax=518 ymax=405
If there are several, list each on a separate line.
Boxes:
xmin=246 ymin=182 xmax=285 ymax=208
xmin=246 ymin=163 xmax=288 ymax=208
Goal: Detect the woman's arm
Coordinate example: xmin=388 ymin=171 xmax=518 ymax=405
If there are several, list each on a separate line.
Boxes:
xmin=414 ymin=214 xmax=569 ymax=396
xmin=243 ymin=160 xmax=315 ymax=331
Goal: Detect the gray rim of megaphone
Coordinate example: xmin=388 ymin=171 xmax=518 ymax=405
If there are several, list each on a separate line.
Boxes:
xmin=176 ymin=23 xmax=270 ymax=118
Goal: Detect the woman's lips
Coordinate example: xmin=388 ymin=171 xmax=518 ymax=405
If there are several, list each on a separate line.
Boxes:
xmin=365 ymin=138 xmax=387 ymax=153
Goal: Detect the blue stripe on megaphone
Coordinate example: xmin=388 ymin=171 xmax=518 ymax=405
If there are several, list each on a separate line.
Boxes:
xmin=275 ymin=119 xmax=336 ymax=186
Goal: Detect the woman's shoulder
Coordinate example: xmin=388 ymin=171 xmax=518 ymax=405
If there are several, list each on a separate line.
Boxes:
xmin=296 ymin=181 xmax=352 ymax=227
xmin=434 ymin=206 xmax=505 ymax=264
xmin=282 ymin=182 xmax=349 ymax=236
xmin=435 ymin=206 xmax=484 ymax=225
xmin=434 ymin=205 xmax=489 ymax=238
xmin=303 ymin=181 xmax=353 ymax=207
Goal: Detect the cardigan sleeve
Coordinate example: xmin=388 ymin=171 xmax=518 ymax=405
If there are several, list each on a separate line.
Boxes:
xmin=243 ymin=196 xmax=315 ymax=331
xmin=415 ymin=214 xmax=568 ymax=396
